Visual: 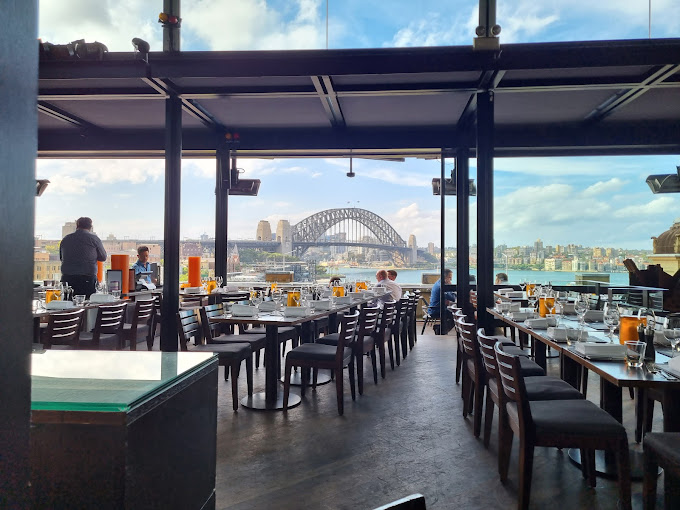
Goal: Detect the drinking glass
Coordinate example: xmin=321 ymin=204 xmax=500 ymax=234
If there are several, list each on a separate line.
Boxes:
xmin=527 ymin=292 xmax=538 ymax=312
xmin=272 ymin=289 xmax=283 ymax=316
xmin=519 ymin=282 xmax=526 ymax=292
xmin=662 ymin=315 xmax=680 ymax=357
xmin=252 ymin=291 xmax=263 ymax=308
xmin=74 ymin=295 xmax=86 ymax=306
xmin=111 ymin=290 xmax=121 ymax=300
xmin=624 ymin=341 xmax=646 ymax=368
xmin=574 ymin=295 xmax=589 ymax=327
xmin=603 ymin=303 xmax=620 ymax=342
xmin=566 ymin=327 xmax=582 ymax=347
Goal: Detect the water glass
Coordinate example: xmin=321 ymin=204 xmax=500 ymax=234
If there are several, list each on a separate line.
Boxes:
xmin=662 ymin=315 xmax=680 ymax=356
xmin=566 ymin=327 xmax=582 ymax=347
xmin=624 ymin=341 xmax=646 ymax=368
xmin=603 ymin=303 xmax=620 ymax=342
xmin=111 ymin=290 xmax=121 ymax=300
xmin=74 ymin=295 xmax=86 ymax=306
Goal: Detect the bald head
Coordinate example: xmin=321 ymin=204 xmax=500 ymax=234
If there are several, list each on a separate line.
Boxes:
xmin=376 ymin=269 xmax=388 ymax=282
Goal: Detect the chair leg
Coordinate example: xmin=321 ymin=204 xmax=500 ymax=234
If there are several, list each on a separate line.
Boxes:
xmin=518 ymin=441 xmax=535 ymax=510
xmin=616 ymin=440 xmax=632 ymax=510
xmin=230 ymin=362 xmax=239 ymax=411
xmin=393 ymin=331 xmax=402 ymax=366
xmin=255 ymin=350 xmax=260 ymax=369
xmin=498 ymin=420 xmax=513 ymax=482
xmin=455 ymin=341 xmax=463 ymax=384
xmin=387 ymin=336 xmax=395 ymax=370
xmin=224 ymin=363 xmax=229 ymax=381
xmin=348 ymin=358 xmax=356 ymax=401
xmin=335 ymin=367 xmax=344 ymax=415
xmin=312 ymin=368 xmax=318 ymax=389
xmin=245 ymin=354 xmax=253 ymax=396
xmin=421 ymin=317 xmax=428 ymax=335
xmin=283 ymin=360 xmax=293 ymax=411
xmin=356 ymin=351 xmax=364 ymax=396
xmin=473 ymin=378 xmax=484 ymax=438
xmin=370 ymin=349 xmax=378 ymax=384
xmin=378 ymin=342 xmax=386 ymax=378
xmin=483 ymin=390 xmax=494 ymax=448
xmin=642 ymin=449 xmax=658 ymax=510
xmin=400 ymin=323 xmax=408 ymax=358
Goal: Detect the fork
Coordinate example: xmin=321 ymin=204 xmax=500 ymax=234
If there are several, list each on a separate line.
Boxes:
xmin=647 ymin=362 xmax=677 ymax=380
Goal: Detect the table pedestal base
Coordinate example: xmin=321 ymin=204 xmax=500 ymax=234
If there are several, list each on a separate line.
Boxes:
xmin=568 ymin=447 xmax=661 ymax=481
xmin=281 ymin=369 xmax=332 ymax=386
xmin=241 ymin=391 xmax=301 ymax=411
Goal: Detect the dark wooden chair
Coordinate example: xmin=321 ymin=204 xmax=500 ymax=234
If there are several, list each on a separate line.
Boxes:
xmin=372 ymin=493 xmax=426 ymax=510
xmin=150 ymin=293 xmax=162 ymax=340
xmin=78 ymin=302 xmax=128 ymax=350
xmin=494 ymin=342 xmax=631 ymax=510
xmin=318 ymin=306 xmax=379 ymax=395
xmin=123 ymin=299 xmax=155 ymax=350
xmin=406 ymin=293 xmax=418 ymax=349
xmin=458 ymin=315 xmax=486 ymax=437
xmin=398 ymin=297 xmax=410 ymax=360
xmin=40 ymin=308 xmax=85 ymax=349
xmin=283 ymin=311 xmax=359 ymax=415
xmin=374 ymin=301 xmax=397 ymax=378
xmin=643 ymin=432 xmax=680 ymax=509
xmin=199 ymin=304 xmax=266 ymax=369
xmin=177 ymin=308 xmax=253 ymax=411
xmin=477 ymin=329 xmax=582 ymax=452
xmin=389 ymin=298 xmax=406 ymax=368
xmin=420 ymin=296 xmax=439 ymax=334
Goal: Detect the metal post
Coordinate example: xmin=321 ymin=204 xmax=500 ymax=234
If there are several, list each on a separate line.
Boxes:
xmin=160 ymin=98 xmax=182 ymax=351
xmin=163 ymin=0 xmax=181 ymax=52
xmin=476 ymin=90 xmax=495 ymax=332
xmin=440 ymin=154 xmax=446 ymax=328
xmin=215 ymin=149 xmax=230 ymax=281
xmin=456 ymin=149 xmax=471 ymax=320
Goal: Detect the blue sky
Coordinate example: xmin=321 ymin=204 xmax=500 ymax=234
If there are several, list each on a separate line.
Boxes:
xmin=36 ymin=1 xmax=680 ymax=249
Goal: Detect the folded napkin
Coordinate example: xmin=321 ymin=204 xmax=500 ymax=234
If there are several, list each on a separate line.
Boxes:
xmin=349 ymin=292 xmax=365 ymax=299
xmin=362 ymin=291 xmax=376 ymax=297
xmin=509 ymin=311 xmax=536 ymax=321
xmin=506 ymin=291 xmax=524 ymax=298
xmin=231 ymin=304 xmax=258 ymax=317
xmin=560 ymin=303 xmax=576 ymax=314
xmin=258 ymin=301 xmax=276 ymax=312
xmin=46 ymin=301 xmax=75 ymax=310
xmin=334 ymin=296 xmax=352 ymax=305
xmin=584 ymin=310 xmax=604 ymax=322
xmin=525 ymin=317 xmax=557 ymax=329
xmin=283 ymin=306 xmax=310 ymax=317
xmin=313 ymin=299 xmax=332 ymax=310
xmin=374 ymin=287 xmax=387 ymax=295
xmin=183 ymin=287 xmax=203 ymax=295
xmin=510 ymin=302 xmax=521 ymax=311
xmin=498 ymin=288 xmax=514 ymax=295
xmin=547 ymin=327 xmax=588 ymax=342
xmin=667 ymin=355 xmax=680 ymax=377
xmin=89 ymin=293 xmax=115 ymax=303
xmin=574 ymin=342 xmax=626 ymax=359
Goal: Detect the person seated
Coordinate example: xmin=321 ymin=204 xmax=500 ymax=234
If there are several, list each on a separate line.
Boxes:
xmin=387 ymin=269 xmax=398 ymax=281
xmin=373 ymin=269 xmax=402 ymax=303
xmin=428 ymin=269 xmax=456 ymax=333
xmin=133 ymin=246 xmax=157 ymax=286
xmin=495 ymin=272 xmax=509 ymax=285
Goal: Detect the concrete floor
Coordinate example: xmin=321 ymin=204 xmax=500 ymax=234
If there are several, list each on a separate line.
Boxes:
xmin=212 ymin=330 xmax=666 ymax=510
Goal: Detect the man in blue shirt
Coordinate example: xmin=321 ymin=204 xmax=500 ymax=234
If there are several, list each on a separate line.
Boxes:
xmin=428 ymin=269 xmax=456 ymax=334
xmin=133 ymin=246 xmax=156 ymax=284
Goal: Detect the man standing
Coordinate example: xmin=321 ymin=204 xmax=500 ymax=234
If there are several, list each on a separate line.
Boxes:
xmin=428 ymin=269 xmax=456 ymax=333
xmin=374 ymin=269 xmax=402 ymax=302
xmin=59 ymin=217 xmax=107 ymax=298
xmin=133 ymin=245 xmax=156 ymax=284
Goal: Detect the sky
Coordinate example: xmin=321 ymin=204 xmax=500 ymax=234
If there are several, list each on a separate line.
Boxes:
xmin=35 ymin=1 xmax=680 ymax=250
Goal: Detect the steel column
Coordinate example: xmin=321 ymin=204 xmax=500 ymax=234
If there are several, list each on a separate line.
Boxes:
xmin=476 ymin=90 xmax=495 ymax=332
xmin=160 ymin=94 xmax=182 ymax=351
xmin=456 ymin=150 xmax=471 ymax=320
xmin=214 ymin=149 xmax=230 ymax=281
xmin=163 ymin=0 xmax=181 ymax=53
xmin=439 ymin=155 xmax=446 ymax=328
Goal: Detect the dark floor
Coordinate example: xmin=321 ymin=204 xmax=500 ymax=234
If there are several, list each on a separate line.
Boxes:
xmin=211 ymin=330 xmax=666 ymax=510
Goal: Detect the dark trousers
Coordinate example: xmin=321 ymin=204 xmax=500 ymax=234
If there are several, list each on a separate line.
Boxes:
xmin=429 ymin=309 xmax=455 ymax=333
xmin=61 ymin=274 xmax=97 ymax=299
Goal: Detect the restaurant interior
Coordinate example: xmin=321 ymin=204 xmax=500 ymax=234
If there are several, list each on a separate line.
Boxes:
xmin=3 ymin=1 xmax=680 ymax=509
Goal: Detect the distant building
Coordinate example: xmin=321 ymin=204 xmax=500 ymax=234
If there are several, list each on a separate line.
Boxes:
xmin=276 ymin=220 xmax=292 ymax=255
xmin=256 ymin=220 xmax=272 ymax=241
xmin=427 ymin=242 xmax=435 ymax=255
xmin=61 ymin=221 xmax=77 ymax=238
xmin=408 ymin=234 xmax=417 ymax=264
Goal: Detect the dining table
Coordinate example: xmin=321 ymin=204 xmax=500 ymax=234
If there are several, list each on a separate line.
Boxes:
xmin=210 ymin=296 xmax=374 ymax=410
xmin=488 ymin=306 xmax=680 ymax=478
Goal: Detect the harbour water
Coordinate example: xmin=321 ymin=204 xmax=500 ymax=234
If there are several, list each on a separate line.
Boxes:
xmin=330 ymin=267 xmax=630 ymax=286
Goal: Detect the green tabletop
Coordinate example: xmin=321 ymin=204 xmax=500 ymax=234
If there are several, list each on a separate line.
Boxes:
xmin=31 ymin=351 xmax=215 ymax=413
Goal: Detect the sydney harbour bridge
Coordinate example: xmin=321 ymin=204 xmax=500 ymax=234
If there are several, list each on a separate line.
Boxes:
xmin=231 ymin=208 xmax=419 ymax=265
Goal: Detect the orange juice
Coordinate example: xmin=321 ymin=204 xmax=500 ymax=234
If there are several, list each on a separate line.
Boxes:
xmin=539 ymin=297 xmax=555 ymax=317
xmin=287 ymin=291 xmax=301 ymax=306
xmin=270 ymin=283 xmax=278 ymax=292
xmin=45 ymin=290 xmax=61 ymax=303
xmin=355 ymin=281 xmax=367 ymax=291
xmin=619 ymin=315 xmax=646 ymax=344
xmin=207 ymin=281 xmax=217 ymax=294
xmin=332 ymin=286 xmax=345 ymax=297
xmin=526 ymin=284 xmax=536 ymax=297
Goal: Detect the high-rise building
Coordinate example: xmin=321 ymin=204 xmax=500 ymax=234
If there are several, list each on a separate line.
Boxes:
xmin=408 ymin=234 xmax=417 ymax=264
xmin=61 ymin=221 xmax=77 ymax=238
xmin=256 ymin=220 xmax=272 ymax=241
xmin=427 ymin=242 xmax=435 ymax=255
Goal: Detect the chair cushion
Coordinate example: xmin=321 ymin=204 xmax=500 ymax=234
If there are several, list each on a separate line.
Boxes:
xmin=243 ymin=326 xmax=297 ymax=336
xmin=320 ymin=332 xmax=340 ymax=343
xmin=503 ymin=345 xmax=529 ymax=357
xmin=529 ymin=399 xmax=627 ymax=437
xmin=524 ymin=376 xmax=583 ymax=401
xmin=211 ymin=334 xmax=265 ymax=350
xmin=78 ymin=332 xmax=120 ymax=350
xmin=286 ymin=343 xmax=351 ymax=362
xmin=518 ymin=356 xmax=545 ymax=377
xmin=644 ymin=433 xmax=680 ymax=472
xmin=188 ymin=342 xmax=251 ymax=360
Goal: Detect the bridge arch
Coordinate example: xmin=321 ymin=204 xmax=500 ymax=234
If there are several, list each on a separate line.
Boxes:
xmin=292 ymin=208 xmax=406 ymax=248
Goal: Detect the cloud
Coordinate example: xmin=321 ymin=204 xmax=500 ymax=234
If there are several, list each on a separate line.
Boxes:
xmin=387 ymin=10 xmax=474 ymax=47
xmin=385 ymin=203 xmax=443 ymax=245
xmin=583 ymin=178 xmax=627 ymax=196
xmin=615 ymin=197 xmax=676 ymax=219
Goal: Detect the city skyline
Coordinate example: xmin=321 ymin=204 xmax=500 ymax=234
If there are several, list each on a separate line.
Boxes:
xmin=34 ymin=1 xmax=680 ymax=249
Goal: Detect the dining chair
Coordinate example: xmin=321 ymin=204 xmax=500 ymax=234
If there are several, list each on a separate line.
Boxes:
xmin=40 ymin=308 xmax=85 ymax=349
xmin=283 ymin=311 xmax=359 ymax=415
xmin=398 ymin=297 xmax=410 ymax=360
xmin=458 ymin=315 xmax=487 ymax=437
xmin=177 ymin=308 xmax=252 ymax=411
xmin=123 ymin=299 xmax=155 ymax=350
xmin=149 ymin=293 xmax=162 ymax=341
xmin=477 ymin=330 xmax=582 ymax=452
xmin=420 ymin=296 xmax=439 ymax=335
xmin=199 ymin=304 xmax=266 ymax=369
xmin=494 ymin=342 xmax=631 ymax=510
xmin=390 ymin=298 xmax=406 ymax=367
xmin=643 ymin=432 xmax=680 ymax=509
xmin=406 ymin=293 xmax=418 ymax=349
xmin=374 ymin=301 xmax=397 ymax=378
xmin=318 ymin=306 xmax=379 ymax=395
xmin=78 ymin=302 xmax=128 ymax=350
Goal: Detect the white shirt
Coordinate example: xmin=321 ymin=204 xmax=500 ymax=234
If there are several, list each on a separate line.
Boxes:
xmin=376 ymin=278 xmax=402 ymax=302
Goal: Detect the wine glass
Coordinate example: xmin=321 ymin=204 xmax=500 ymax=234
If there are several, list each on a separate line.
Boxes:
xmin=519 ymin=281 xmax=526 ymax=292
xmin=662 ymin=315 xmax=680 ymax=357
xmin=527 ymin=292 xmax=538 ymax=313
xmin=271 ymin=289 xmax=283 ymax=316
xmin=252 ymin=291 xmax=263 ymax=309
xmin=574 ymin=295 xmax=589 ymax=327
xmin=603 ymin=303 xmax=620 ymax=342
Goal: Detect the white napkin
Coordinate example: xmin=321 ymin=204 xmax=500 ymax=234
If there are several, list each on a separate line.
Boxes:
xmin=283 ymin=306 xmax=310 ymax=317
xmin=584 ymin=310 xmax=604 ymax=322
xmin=349 ymin=292 xmax=364 ymax=299
xmin=667 ymin=355 xmax=680 ymax=377
xmin=258 ymin=301 xmax=276 ymax=312
xmin=525 ymin=317 xmax=557 ymax=329
xmin=506 ymin=291 xmax=524 ymax=298
xmin=231 ymin=304 xmax=258 ymax=317
xmin=184 ymin=287 xmax=202 ymax=294
xmin=498 ymin=288 xmax=514 ymax=295
xmin=89 ymin=293 xmax=115 ymax=303
xmin=575 ymin=342 xmax=626 ymax=359
xmin=510 ymin=302 xmax=521 ymax=311
xmin=313 ymin=300 xmax=332 ymax=310
xmin=334 ymin=296 xmax=352 ymax=305
xmin=547 ymin=327 xmax=588 ymax=342
xmin=509 ymin=311 xmax=536 ymax=321
xmin=560 ymin=303 xmax=576 ymax=314
xmin=46 ymin=301 xmax=75 ymax=310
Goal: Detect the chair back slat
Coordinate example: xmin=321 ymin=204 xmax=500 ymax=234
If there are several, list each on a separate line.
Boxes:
xmin=177 ymin=309 xmax=203 ymax=349
xmin=335 ymin=311 xmax=360 ymax=361
xmin=493 ymin=341 xmax=522 ymax=404
xmin=132 ymin=299 xmax=155 ymax=323
xmin=43 ymin=309 xmax=85 ymax=348
xmin=96 ymin=302 xmax=128 ymax=334
xmin=477 ymin=328 xmax=500 ymax=379
xmin=358 ymin=306 xmax=379 ymax=338
xmin=375 ymin=301 xmax=396 ymax=340
xmin=199 ymin=303 xmax=225 ymax=342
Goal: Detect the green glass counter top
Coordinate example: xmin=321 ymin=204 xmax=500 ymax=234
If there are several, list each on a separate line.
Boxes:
xmin=31 ymin=351 xmax=216 ymax=413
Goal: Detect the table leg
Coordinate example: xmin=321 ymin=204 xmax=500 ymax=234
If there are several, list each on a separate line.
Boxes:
xmin=560 ymin=355 xmax=580 ymax=390
xmin=534 ymin=339 xmax=547 ymax=370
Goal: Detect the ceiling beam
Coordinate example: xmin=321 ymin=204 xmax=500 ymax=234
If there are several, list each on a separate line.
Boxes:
xmin=311 ymin=75 xmax=345 ymax=127
xmin=146 ymin=77 xmax=224 ymax=131
xmin=37 ymin=101 xmax=99 ymax=131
